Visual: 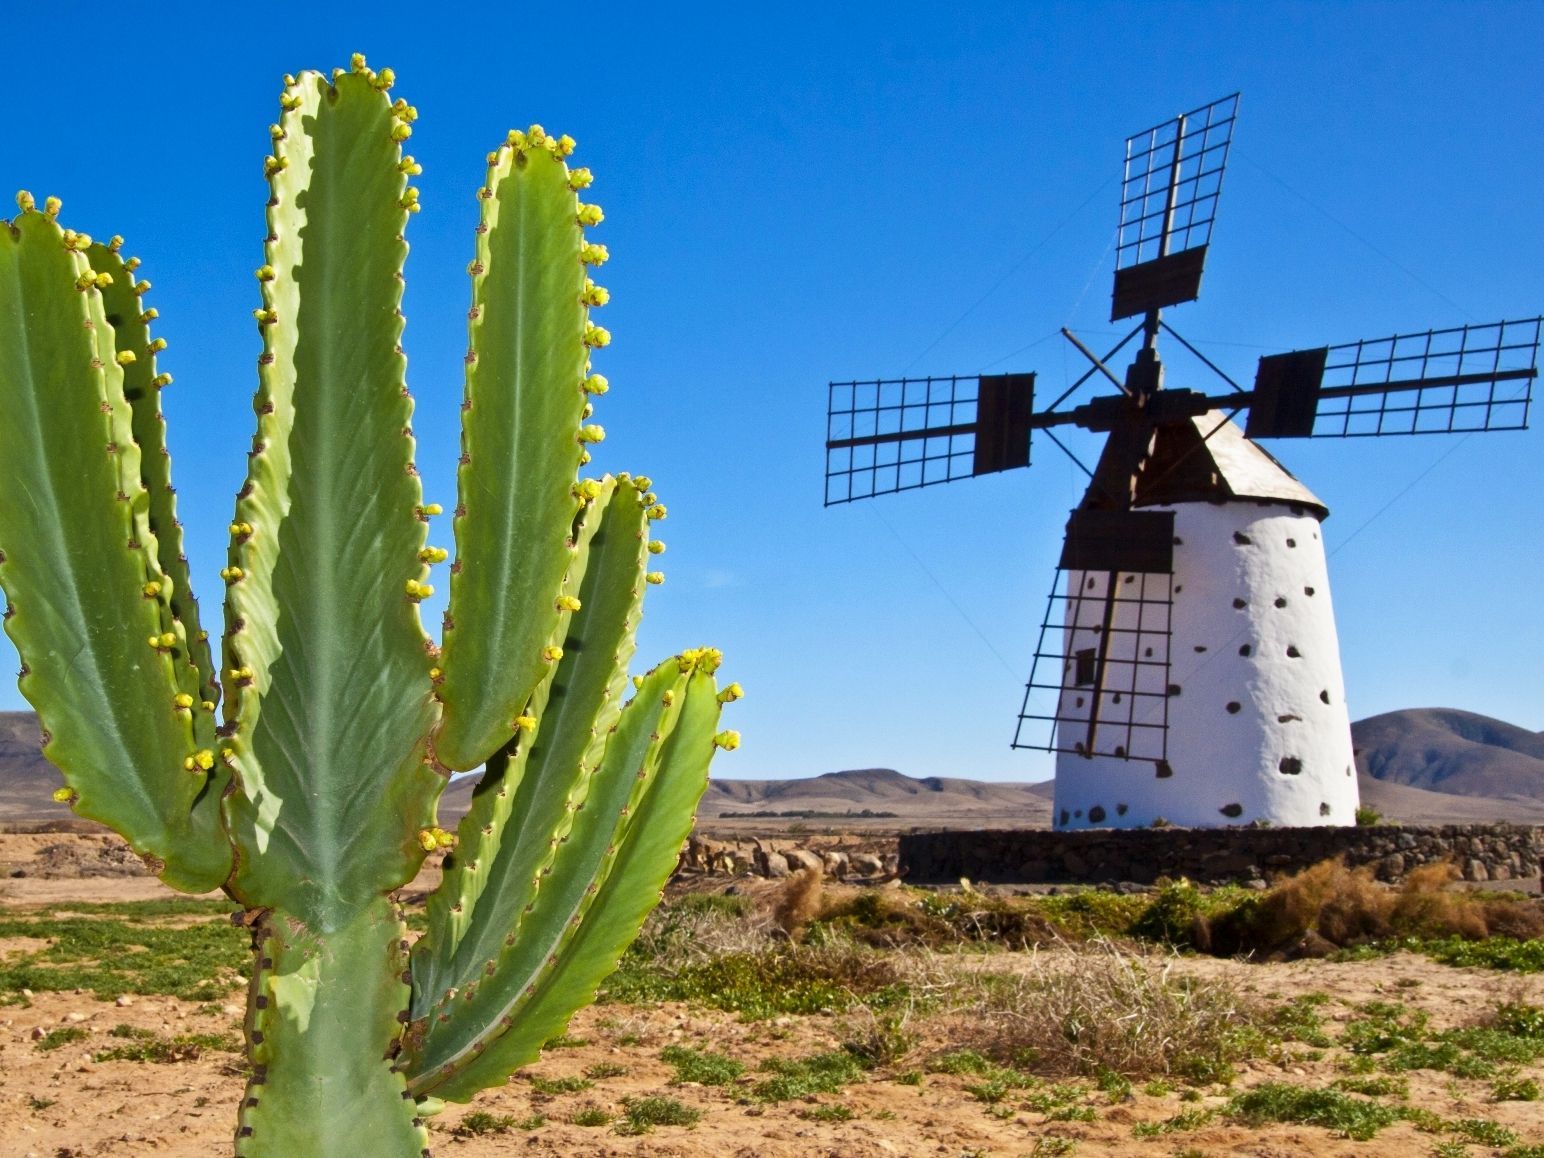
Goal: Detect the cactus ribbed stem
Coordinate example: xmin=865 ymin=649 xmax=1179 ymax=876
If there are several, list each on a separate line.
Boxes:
xmin=0 ymin=58 xmax=734 ymax=1155
xmin=236 ymin=898 xmax=426 ymax=1154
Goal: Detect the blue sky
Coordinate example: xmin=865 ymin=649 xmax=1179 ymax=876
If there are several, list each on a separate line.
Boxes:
xmin=5 ymin=2 xmax=1541 ymax=783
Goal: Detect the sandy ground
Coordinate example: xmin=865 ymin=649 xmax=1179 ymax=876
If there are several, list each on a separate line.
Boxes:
xmin=6 ymin=835 xmax=1544 ymax=1156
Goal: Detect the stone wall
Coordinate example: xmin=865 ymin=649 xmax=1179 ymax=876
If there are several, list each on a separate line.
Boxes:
xmin=899 ymin=824 xmax=1542 ymax=887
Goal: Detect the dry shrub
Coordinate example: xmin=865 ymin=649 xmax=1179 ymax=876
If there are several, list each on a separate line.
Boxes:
xmin=951 ymin=939 xmax=1262 ymax=1081
xmin=774 ymin=868 xmax=825 ymax=938
xmin=817 ymin=887 xmax=1059 ymax=950
xmin=1198 ymin=857 xmax=1544 ymax=958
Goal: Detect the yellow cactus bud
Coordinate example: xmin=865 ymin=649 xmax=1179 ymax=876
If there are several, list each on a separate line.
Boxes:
xmin=662 ymin=689 xmax=676 ymax=706
xmin=350 ymin=52 xmax=368 ymax=71
xmin=574 ymin=478 xmax=604 ymax=501
xmin=583 ymin=323 xmax=611 ymax=349
xmin=189 ymin=749 xmax=215 ymax=771
xmin=153 ymin=373 xmax=173 ymax=388
xmin=391 ymin=121 xmax=412 ymax=141
xmin=556 ymin=134 xmax=576 ymax=156
xmin=419 ymin=546 xmax=449 ymax=564
xmin=418 ymin=502 xmax=443 ymax=517
xmin=253 ymin=308 xmax=276 ymax=324
xmin=405 ymin=580 xmax=433 ymax=600
xmin=647 ymin=540 xmax=665 ymax=555
xmin=140 ymin=308 xmax=159 ymax=322
xmin=116 ymin=350 xmax=137 ymax=365
xmin=428 ymin=666 xmax=442 ymax=680
xmin=133 ymin=279 xmax=151 ymax=295
xmin=579 ymin=243 xmax=609 ymax=266
xmin=632 ymin=675 xmax=644 ymax=689
xmin=270 ymin=124 xmax=285 ymax=141
xmin=578 ymin=424 xmax=606 ymax=444
xmin=526 ymin=123 xmax=547 ymax=144
xmin=417 ymin=829 xmax=438 ymax=851
xmin=633 ymin=475 xmax=653 ymax=491
xmin=713 ymin=730 xmax=741 ymax=751
xmin=718 ymin=682 xmax=744 ymax=704
xmin=647 ymin=504 xmax=667 ymax=521
xmin=376 ymin=67 xmax=396 ymax=91
xmin=143 ymin=581 xmax=162 ymax=597
xmin=542 ymin=645 xmax=564 ymax=662
xmin=645 ymin=572 xmax=664 ymax=585
xmin=160 ymin=632 xmax=177 ymax=648
xmin=43 ymin=196 xmax=61 ymax=217
xmin=581 ymin=282 xmax=610 ymax=307
xmin=15 ymin=190 xmax=35 ymax=213
xmin=556 ymin=594 xmax=582 ymax=612
xmin=698 ymin=648 xmax=724 ymax=674
xmin=514 ymin=714 xmax=537 ymax=732
xmin=280 ymin=90 xmax=302 ymax=109
xmin=399 ymin=155 xmax=422 ymax=175
xmin=148 ymin=337 xmax=167 ymax=353
xmin=52 ymin=786 xmax=73 ymax=803
xmin=568 ymin=168 xmax=593 ymax=191
xmin=577 ymin=203 xmax=605 ymax=227
xmin=582 ymin=373 xmax=609 ymax=395
xmin=94 ymin=272 xmax=114 ymax=289
xmin=202 ymin=701 xmax=216 ymax=712
xmin=255 ymin=265 xmax=275 ymax=281
xmin=174 ymin=693 xmax=194 ymax=710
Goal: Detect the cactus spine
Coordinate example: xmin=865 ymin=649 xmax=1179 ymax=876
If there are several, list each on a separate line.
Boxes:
xmin=0 ymin=58 xmax=735 ymax=1156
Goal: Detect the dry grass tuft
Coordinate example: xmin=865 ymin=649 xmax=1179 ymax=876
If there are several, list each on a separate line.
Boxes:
xmin=947 ymin=938 xmax=1263 ymax=1081
xmin=774 ymin=868 xmax=825 ymax=938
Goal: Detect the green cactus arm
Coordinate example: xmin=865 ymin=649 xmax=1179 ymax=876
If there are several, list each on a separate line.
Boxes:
xmin=432 ymin=129 xmax=599 ymax=771
xmin=402 ymin=655 xmax=722 ymax=1100
xmin=412 ymin=474 xmax=649 ymax=1004
xmin=235 ymin=897 xmax=426 ymax=1155
xmin=88 ymin=240 xmax=220 ymax=737
xmin=0 ymin=205 xmax=230 ymax=892
xmin=219 ymin=70 xmax=442 ymax=929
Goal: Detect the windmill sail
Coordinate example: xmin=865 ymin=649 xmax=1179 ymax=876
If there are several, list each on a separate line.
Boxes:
xmin=1112 ymin=93 xmax=1239 ymax=321
xmin=1246 ymin=317 xmax=1541 ymax=439
xmin=824 ymin=373 xmax=1034 ymax=505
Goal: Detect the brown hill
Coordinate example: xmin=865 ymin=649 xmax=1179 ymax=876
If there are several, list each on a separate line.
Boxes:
xmin=4 ymin=708 xmax=1543 ymax=830
xmin=0 ymin=711 xmax=71 ymax=823
xmin=1353 ymin=708 xmax=1544 ymax=800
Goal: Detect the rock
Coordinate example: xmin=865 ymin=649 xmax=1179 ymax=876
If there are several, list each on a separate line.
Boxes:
xmin=848 ymin=853 xmax=884 ymax=877
xmin=64 ymin=1011 xmax=88 ymax=1023
xmin=760 ymin=851 xmax=789 ymax=879
xmin=784 ymin=849 xmax=823 ymax=874
xmin=821 ymin=851 xmax=849 ymax=878
xmin=115 ymin=995 xmax=134 ymax=1008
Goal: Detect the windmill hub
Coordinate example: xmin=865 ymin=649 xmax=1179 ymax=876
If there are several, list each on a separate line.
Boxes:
xmin=825 ymin=92 xmax=1540 ymax=831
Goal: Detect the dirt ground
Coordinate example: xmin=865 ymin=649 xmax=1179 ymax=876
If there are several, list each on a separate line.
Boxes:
xmin=6 ymin=834 xmax=1544 ymax=1156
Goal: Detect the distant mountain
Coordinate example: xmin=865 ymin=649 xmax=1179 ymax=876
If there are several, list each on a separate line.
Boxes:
xmin=4 ymin=708 xmax=1544 ymax=829
xmin=0 ymin=711 xmax=71 ymax=822
xmin=1353 ymin=709 xmax=1544 ymax=801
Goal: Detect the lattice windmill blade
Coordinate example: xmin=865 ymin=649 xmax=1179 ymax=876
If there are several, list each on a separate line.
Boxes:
xmin=1112 ymin=93 xmax=1239 ymax=322
xmin=1013 ymin=509 xmax=1177 ymax=763
xmin=1245 ymin=317 xmax=1542 ymax=439
xmin=824 ymin=372 xmax=1035 ymax=505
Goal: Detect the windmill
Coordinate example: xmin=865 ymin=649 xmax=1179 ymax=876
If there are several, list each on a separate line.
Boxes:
xmin=824 ymin=93 xmax=1541 ymax=830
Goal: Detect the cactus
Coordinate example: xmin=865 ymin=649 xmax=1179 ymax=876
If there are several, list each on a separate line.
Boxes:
xmin=0 ymin=57 xmax=737 ymax=1156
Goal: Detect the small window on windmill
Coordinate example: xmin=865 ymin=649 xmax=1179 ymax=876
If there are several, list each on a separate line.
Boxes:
xmin=1074 ymin=648 xmax=1097 ymax=686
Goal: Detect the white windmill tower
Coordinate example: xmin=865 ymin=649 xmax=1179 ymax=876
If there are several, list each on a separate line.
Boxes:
xmin=823 ymin=94 xmax=1541 ymax=829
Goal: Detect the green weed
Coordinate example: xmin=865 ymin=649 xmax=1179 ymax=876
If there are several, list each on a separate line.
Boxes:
xmin=527 ymin=1074 xmax=593 ymax=1095
xmin=659 ymin=1044 xmax=744 ymax=1086
xmin=1229 ymin=1082 xmax=1400 ymax=1141
xmin=753 ymin=1050 xmax=868 ymax=1101
xmin=615 ymin=1095 xmax=701 ymax=1134
xmin=34 ymin=1025 xmax=87 ymax=1051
